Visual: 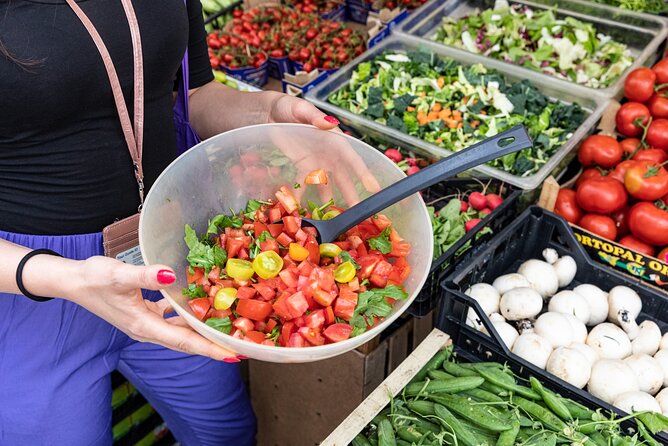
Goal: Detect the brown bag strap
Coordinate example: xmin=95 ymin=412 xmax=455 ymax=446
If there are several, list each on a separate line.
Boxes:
xmin=65 ymin=0 xmax=146 ymax=205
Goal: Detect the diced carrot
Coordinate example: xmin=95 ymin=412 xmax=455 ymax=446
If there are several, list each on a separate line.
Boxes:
xmin=453 ymin=110 xmax=462 ymax=121
xmin=427 ymin=111 xmax=439 ymax=121
xmin=472 ymin=120 xmax=480 ymax=128
xmin=457 ymin=122 xmax=463 ymax=129
xmin=435 ymin=138 xmax=443 ymax=143
xmin=420 ymin=91 xmax=426 ymax=97
xmin=432 ymin=103 xmax=442 ymax=113
xmin=406 ymin=106 xmax=415 ymax=112
xmin=480 ymin=110 xmax=487 ymax=115
xmin=447 ymin=120 xmax=458 ymax=129
xmin=437 ymin=77 xmax=444 ymax=88
xmin=442 ymin=108 xmax=451 ymax=118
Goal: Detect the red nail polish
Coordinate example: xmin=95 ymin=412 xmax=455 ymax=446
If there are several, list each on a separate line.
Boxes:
xmin=237 ymin=355 xmax=249 ymax=360
xmin=324 ymin=116 xmax=339 ymax=125
xmin=157 ymin=269 xmax=176 ymax=285
xmin=223 ymin=357 xmax=241 ymax=363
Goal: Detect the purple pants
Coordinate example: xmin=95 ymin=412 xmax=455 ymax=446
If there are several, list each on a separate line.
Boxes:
xmin=0 ymin=230 xmax=256 ymax=446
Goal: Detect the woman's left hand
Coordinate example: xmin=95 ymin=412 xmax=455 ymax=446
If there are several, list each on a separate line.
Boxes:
xmin=267 ymin=93 xmax=341 ymax=130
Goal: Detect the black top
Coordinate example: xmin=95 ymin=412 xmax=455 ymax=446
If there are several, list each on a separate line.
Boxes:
xmin=0 ymin=0 xmax=214 ymax=235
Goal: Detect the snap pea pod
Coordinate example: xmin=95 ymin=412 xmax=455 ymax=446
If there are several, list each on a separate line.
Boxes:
xmin=404 ymin=377 xmax=485 ymax=396
xmin=410 ymin=416 xmax=441 ymax=435
xmin=429 ymin=394 xmax=513 ymax=432
xmin=496 ymin=420 xmax=520 ymax=446
xmin=378 ymin=418 xmax=396 ymax=446
xmin=523 ymin=431 xmax=557 ymax=446
xmin=395 ymin=440 xmax=411 ymax=446
xmin=441 ymin=362 xmax=506 ymax=394
xmin=413 ymin=349 xmax=451 ymax=383
xmin=477 ymin=368 xmax=541 ymax=400
xmin=587 ymin=431 xmax=607 ymax=446
xmin=407 ymin=400 xmax=436 ymax=417
xmin=459 ymin=362 xmax=505 ymax=371
xmin=427 ymin=370 xmax=455 ymax=380
xmin=529 ymin=377 xmax=571 ymax=420
xmin=512 ymin=396 xmax=567 ymax=432
xmin=433 ymin=403 xmax=480 ymax=446
xmin=396 ymin=426 xmax=423 ymax=443
xmin=460 ymin=388 xmax=505 ymax=403
xmin=638 ymin=421 xmax=662 ymax=446
xmin=372 ymin=408 xmax=392 ymax=426
xmin=459 ymin=417 xmax=499 ymax=445
xmin=352 ymin=434 xmax=373 ymax=446
xmin=560 ymin=398 xmax=594 ymax=420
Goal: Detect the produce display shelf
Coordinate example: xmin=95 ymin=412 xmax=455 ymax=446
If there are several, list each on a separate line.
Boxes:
xmin=395 ymin=0 xmax=668 ymax=99
xmin=439 ymin=206 xmax=668 ymax=442
xmin=408 ymin=178 xmax=522 ymax=317
xmin=305 ymin=34 xmax=609 ymax=191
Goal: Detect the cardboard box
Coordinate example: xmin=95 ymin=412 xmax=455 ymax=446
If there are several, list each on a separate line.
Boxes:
xmin=281 ymin=70 xmax=331 ymax=97
xmin=249 ymin=312 xmax=435 ymax=446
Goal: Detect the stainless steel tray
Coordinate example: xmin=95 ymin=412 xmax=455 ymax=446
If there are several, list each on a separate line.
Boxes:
xmin=396 ymin=0 xmax=668 ymax=98
xmin=305 ymin=35 xmax=609 ymax=191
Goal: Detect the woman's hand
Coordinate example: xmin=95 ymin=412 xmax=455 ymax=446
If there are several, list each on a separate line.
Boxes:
xmin=267 ymin=93 xmax=341 ymax=130
xmin=66 ymin=256 xmax=239 ymax=362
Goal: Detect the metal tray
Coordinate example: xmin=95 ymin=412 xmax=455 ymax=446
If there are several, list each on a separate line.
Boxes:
xmin=305 ymin=35 xmax=609 ymax=191
xmin=396 ymin=0 xmax=668 ymax=99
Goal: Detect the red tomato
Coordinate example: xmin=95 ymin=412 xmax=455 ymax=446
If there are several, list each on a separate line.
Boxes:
xmin=576 ymin=177 xmax=627 ymax=214
xmin=357 ymin=255 xmax=381 ymax=280
xmin=577 ymin=135 xmax=623 ymax=168
xmin=652 ymin=58 xmax=668 ymax=84
xmin=305 ymin=310 xmax=325 ymax=330
xmin=648 ymin=93 xmax=668 ymax=119
xmin=187 ymin=266 xmax=204 ymax=284
xmin=624 ymin=68 xmax=656 ymax=102
xmin=288 ymin=332 xmax=306 ymax=347
xmin=646 ymin=119 xmax=668 ymax=151
xmin=236 ymin=286 xmax=257 ymax=300
xmin=618 ymin=235 xmax=655 ymax=257
xmin=323 ymin=324 xmax=353 ymax=343
xmin=658 ymin=246 xmax=668 ymax=263
xmin=632 ymin=148 xmax=668 ymax=164
xmin=298 ymin=327 xmax=325 ymax=346
xmin=334 ymin=286 xmax=358 ymax=321
xmin=233 ymin=317 xmax=254 ymax=334
xmin=304 ymin=169 xmax=328 ymax=185
xmin=554 ymin=189 xmax=582 ymax=224
xmin=611 ymin=206 xmax=631 ymax=238
xmin=579 ymin=214 xmax=618 ymax=241
xmin=236 ymin=299 xmax=273 ymax=321
xmin=609 ymin=160 xmax=639 ymax=183
xmin=620 ymin=138 xmax=642 ymax=157
xmin=629 ymin=202 xmax=668 ymax=246
xmin=390 ymin=241 xmax=411 ymax=257
xmin=624 ymin=160 xmax=668 ymax=201
xmin=188 ymin=298 xmax=211 ymax=321
xmin=244 ymin=330 xmax=267 ymax=344
xmin=616 ymin=102 xmax=651 ymax=137
xmin=576 ymin=168 xmax=605 ymax=187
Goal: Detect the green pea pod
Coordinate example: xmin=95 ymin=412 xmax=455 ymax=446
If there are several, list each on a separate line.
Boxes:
xmin=588 ymin=432 xmax=607 ymax=446
xmin=411 ymin=417 xmax=441 ymax=435
xmin=413 ymin=349 xmax=452 ymax=383
xmin=433 ymin=403 xmax=479 ymax=446
xmin=513 ymin=396 xmax=567 ymax=432
xmin=496 ymin=420 xmax=520 ymax=446
xmin=638 ymin=421 xmax=662 ymax=446
xmin=395 ymin=440 xmax=411 ymax=446
xmin=352 ymin=434 xmax=373 ymax=446
xmin=560 ymin=398 xmax=594 ymax=420
xmin=442 ymin=361 xmax=479 ymax=377
xmin=405 ymin=377 xmax=485 ymax=396
xmin=378 ymin=418 xmax=396 ymax=446
xmin=396 ymin=426 xmax=423 ymax=443
xmin=372 ymin=408 xmax=392 ymax=426
xmin=477 ymin=368 xmax=541 ymax=400
xmin=460 ymin=362 xmax=506 ymax=370
xmin=529 ymin=377 xmax=571 ymax=420
xmin=517 ymin=415 xmax=534 ymax=427
xmin=407 ymin=400 xmax=436 ymax=417
xmin=427 ymin=370 xmax=455 ymax=380
xmin=430 ymin=394 xmax=513 ymax=432
xmin=524 ymin=432 xmax=557 ymax=446
xmin=459 ymin=418 xmax=498 ymax=444
xmin=460 ymin=388 xmax=505 ymax=403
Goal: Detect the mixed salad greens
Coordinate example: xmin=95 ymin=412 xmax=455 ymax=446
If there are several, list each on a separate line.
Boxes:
xmin=590 ymin=0 xmax=668 ymax=14
xmin=328 ymin=50 xmax=587 ymax=177
xmin=433 ymin=0 xmax=634 ymax=88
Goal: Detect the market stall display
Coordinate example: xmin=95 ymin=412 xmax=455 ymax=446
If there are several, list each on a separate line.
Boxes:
xmin=588 ymin=0 xmax=668 ymax=14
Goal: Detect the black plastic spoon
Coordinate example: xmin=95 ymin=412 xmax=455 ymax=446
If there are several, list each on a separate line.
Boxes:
xmin=301 ymin=125 xmax=532 ymax=243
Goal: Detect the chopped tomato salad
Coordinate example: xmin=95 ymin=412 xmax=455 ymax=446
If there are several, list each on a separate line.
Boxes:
xmin=183 ymin=186 xmax=412 ymax=347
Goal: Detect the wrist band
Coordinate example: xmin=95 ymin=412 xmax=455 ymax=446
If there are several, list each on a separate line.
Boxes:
xmin=16 ymin=249 xmax=63 ymax=302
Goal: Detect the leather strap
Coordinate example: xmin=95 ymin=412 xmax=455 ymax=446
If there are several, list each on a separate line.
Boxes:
xmin=65 ymin=0 xmax=146 ymax=206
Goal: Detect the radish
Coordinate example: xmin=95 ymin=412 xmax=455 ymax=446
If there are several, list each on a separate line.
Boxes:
xmin=460 ymin=201 xmax=469 ymax=212
xmin=384 ymin=148 xmax=402 ymax=163
xmin=465 ymin=219 xmax=481 ymax=232
xmin=406 ymin=165 xmax=420 ymax=175
xmin=485 ymin=193 xmax=503 ymax=210
xmin=468 ymin=192 xmax=487 ymax=210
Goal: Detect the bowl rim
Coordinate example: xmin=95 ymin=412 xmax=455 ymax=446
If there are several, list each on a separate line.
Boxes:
xmin=139 ymin=123 xmax=434 ymax=354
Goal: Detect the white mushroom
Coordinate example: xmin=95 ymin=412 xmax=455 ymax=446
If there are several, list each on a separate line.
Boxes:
xmin=569 ymin=342 xmax=599 ymax=367
xmin=653 ymin=349 xmax=668 ymax=387
xmin=512 ymin=333 xmax=553 ymax=369
xmin=573 ymin=284 xmax=609 ymax=326
xmin=624 ymin=354 xmax=664 ymax=395
xmin=482 ymin=314 xmax=519 ymax=350
xmin=660 ymin=333 xmax=668 ymax=351
xmin=586 ymin=323 xmax=632 ymax=360
xmin=553 ymin=256 xmax=577 ymax=288
xmin=518 ymin=259 xmax=559 ymax=297
xmin=548 ymin=290 xmax=591 ymax=324
xmin=588 ymin=359 xmax=639 ymax=404
xmin=631 ymin=320 xmax=662 ymax=356
xmin=607 ymin=286 xmax=642 ymax=339
xmin=563 ymin=313 xmax=588 ymax=344
xmin=542 ymin=248 xmax=559 ymax=264
xmin=546 ymin=347 xmax=591 ymax=389
xmin=492 ymin=273 xmax=530 ymax=296
xmin=613 ymin=391 xmax=662 ymax=414
xmin=655 ymin=388 xmax=668 ymax=416
xmin=465 ymin=283 xmax=501 ymax=316
xmin=534 ymin=312 xmax=574 ymax=348
xmin=499 ymin=288 xmax=543 ymax=321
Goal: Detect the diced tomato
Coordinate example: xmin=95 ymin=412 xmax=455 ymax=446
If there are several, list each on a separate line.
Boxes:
xmin=218 ymin=234 xmax=227 ymax=248
xmin=348 ymin=277 xmax=360 ymax=292
xmin=303 ymin=227 xmax=317 ymax=237
xmin=276 ymin=232 xmax=294 ymax=247
xmin=348 ymin=236 xmax=363 ymax=249
xmin=254 ymin=221 xmax=269 ymax=237
xmin=357 ymin=255 xmax=381 ymax=280
xmin=214 ymin=278 xmax=234 ymax=288
xmin=283 ymin=216 xmax=301 ymax=235
xmin=187 ymin=267 xmax=205 ymax=284
xmin=334 ymin=288 xmax=357 ymax=321
xmin=253 ymin=282 xmax=276 ymax=301
xmin=288 ymin=332 xmax=307 ymax=347
xmin=233 ymin=317 xmax=254 ymax=334
xmin=333 ymin=241 xmax=352 ymax=251
xmin=323 ymin=324 xmax=353 ymax=343
xmin=390 ymin=241 xmax=411 ymax=257
xmin=372 ymin=214 xmax=392 ymax=231
xmin=273 ymin=291 xmax=308 ymax=320
xmin=370 ymin=260 xmax=393 ymax=288
xmin=210 ymin=308 xmax=232 ymax=319
xmin=266 ymin=318 xmax=278 ymax=333
xmin=389 ymin=257 xmax=411 ymax=284
xmin=298 ymin=327 xmax=325 ymax=346
xmin=262 ymin=339 xmax=275 ymax=346
xmin=187 ymin=298 xmax=210 ymax=321
xmin=356 ymin=221 xmax=381 ymax=239
xmin=357 ymin=243 xmax=368 ymax=257
xmin=305 ymin=309 xmax=325 ymax=330
xmin=279 ymin=269 xmax=299 ymax=288
xmin=237 ymin=248 xmax=249 ymax=260
xmin=236 ymin=286 xmax=257 ymax=300
xmin=267 ymin=223 xmax=284 ymax=237
xmin=225 ymin=228 xmax=245 ymax=238
xmin=275 ymin=186 xmax=299 ymax=214
xmin=207 ymin=266 xmax=221 ymax=281
xmin=254 ymin=321 xmax=267 ymax=332
xmin=226 ymin=238 xmax=244 ymax=258
xmin=295 ymin=229 xmax=309 ymax=244
xmin=305 ymin=241 xmax=320 ymax=265
xmin=260 ymin=238 xmax=279 ymax=253
xmin=297 ymin=260 xmax=315 ymax=277
xmin=313 ymin=287 xmax=336 ymax=306
xmin=244 ymin=330 xmax=266 ymax=344
xmin=207 ymin=285 xmax=221 ymax=299
xmin=324 ymin=306 xmax=336 ymax=325
xmin=293 ymin=316 xmax=306 ymax=327
xmin=280 ymin=321 xmax=296 ymax=346
xmin=268 ymin=207 xmax=282 ymax=223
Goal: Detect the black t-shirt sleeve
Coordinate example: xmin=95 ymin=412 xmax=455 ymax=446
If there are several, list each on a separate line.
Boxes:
xmin=177 ymin=0 xmax=213 ymax=90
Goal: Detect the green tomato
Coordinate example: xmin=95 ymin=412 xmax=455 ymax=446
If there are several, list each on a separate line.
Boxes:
xmin=252 ymin=250 xmax=284 ymax=279
xmin=226 ymin=259 xmax=255 ymax=281
xmin=214 ymin=288 xmax=237 ymax=310
xmin=334 ymin=261 xmax=357 ymax=283
xmin=319 ymin=243 xmax=342 ymax=258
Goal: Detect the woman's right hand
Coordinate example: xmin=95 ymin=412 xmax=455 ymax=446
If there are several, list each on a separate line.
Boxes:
xmin=66 ymin=256 xmax=240 ymax=362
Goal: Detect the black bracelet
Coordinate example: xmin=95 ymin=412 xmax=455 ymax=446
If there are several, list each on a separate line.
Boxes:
xmin=16 ymin=249 xmax=63 ymax=302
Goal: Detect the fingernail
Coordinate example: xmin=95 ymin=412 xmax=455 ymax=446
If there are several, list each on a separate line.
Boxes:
xmin=223 ymin=357 xmax=241 ymax=363
xmin=157 ymin=269 xmax=176 ymax=285
xmin=237 ymin=355 xmax=249 ymax=360
xmin=324 ymin=116 xmax=339 ymax=125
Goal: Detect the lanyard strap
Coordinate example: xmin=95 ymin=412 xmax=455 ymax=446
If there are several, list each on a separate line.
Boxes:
xmin=65 ymin=0 xmax=146 ymax=206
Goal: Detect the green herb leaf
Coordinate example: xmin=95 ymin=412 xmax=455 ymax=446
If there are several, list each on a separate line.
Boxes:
xmin=637 ymin=412 xmax=668 ymax=435
xmin=266 ymin=324 xmax=280 ymax=342
xmin=340 ymin=251 xmax=360 ymax=270
xmin=182 ymin=283 xmax=207 ymax=298
xmin=368 ymin=227 xmax=392 ymax=254
xmin=206 ymin=213 xmax=243 ymax=237
xmin=205 ymin=317 xmax=232 ymax=334
xmin=184 ymin=224 xmax=225 ymax=274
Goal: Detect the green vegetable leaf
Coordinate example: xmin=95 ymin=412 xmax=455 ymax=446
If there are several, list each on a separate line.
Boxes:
xmin=350 ymin=326 xmax=367 ymax=337
xmin=206 ymin=213 xmax=243 ymax=237
xmin=393 ymin=94 xmax=415 ymax=114
xmin=249 ymin=230 xmax=274 ymax=260
xmin=340 ymin=251 xmax=360 ymax=269
xmin=368 ymin=227 xmax=392 ymax=254
xmin=440 ymin=199 xmax=462 ymax=223
xmin=182 ymin=283 xmax=207 ymax=298
xmin=205 ymin=317 xmax=232 ymax=334
xmin=266 ymin=324 xmax=280 ymax=342
xmin=357 ymin=62 xmax=372 ymax=81
xmin=184 ymin=224 xmax=226 ymax=273
xmin=243 ymin=199 xmax=271 ymax=221
xmin=637 ymin=412 xmax=668 ymax=435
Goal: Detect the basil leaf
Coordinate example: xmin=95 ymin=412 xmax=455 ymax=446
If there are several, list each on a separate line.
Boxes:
xmin=182 ymin=283 xmax=207 ymax=298
xmin=205 ymin=317 xmax=232 ymax=335
xmin=368 ymin=227 xmax=392 ymax=254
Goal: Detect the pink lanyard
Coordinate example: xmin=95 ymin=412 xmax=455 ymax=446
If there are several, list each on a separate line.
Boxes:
xmin=65 ymin=0 xmax=146 ymax=207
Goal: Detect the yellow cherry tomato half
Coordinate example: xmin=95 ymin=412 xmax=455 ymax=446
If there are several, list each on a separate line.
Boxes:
xmin=214 ymin=287 xmax=237 ymax=310
xmin=225 ymin=258 xmax=255 ymax=281
xmin=334 ymin=261 xmax=357 ymax=283
xmin=319 ymin=243 xmax=342 ymax=258
xmin=288 ymin=243 xmax=309 ymax=262
xmin=252 ymin=250 xmax=284 ymax=279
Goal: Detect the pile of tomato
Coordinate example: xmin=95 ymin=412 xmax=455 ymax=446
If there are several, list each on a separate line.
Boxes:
xmin=207 ymin=31 xmax=268 ymax=70
xmin=554 ymin=58 xmax=668 ymax=261
xmin=184 ymin=186 xmax=412 ymax=348
xmin=206 ymin=5 xmax=366 ymax=73
xmin=370 ymin=0 xmax=428 ymax=10
xmin=282 ymin=0 xmax=344 ymax=16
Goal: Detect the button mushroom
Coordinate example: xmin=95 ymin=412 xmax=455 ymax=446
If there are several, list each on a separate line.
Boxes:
xmin=492 ymin=273 xmax=530 ymax=296
xmin=517 ymin=259 xmax=559 ymax=298
xmin=588 ymin=359 xmax=639 ymax=404
xmin=512 ymin=332 xmax=553 ymax=369
xmin=631 ymin=320 xmax=662 ymax=356
xmin=573 ymin=284 xmax=609 ymax=326
xmin=548 ymin=290 xmax=591 ymax=325
xmin=607 ymin=286 xmax=642 ymax=339
xmin=499 ymin=287 xmax=543 ymax=321
xmin=586 ymin=323 xmax=632 ymax=360
xmin=546 ymin=347 xmax=591 ymax=389
xmin=534 ymin=312 xmax=574 ymax=348
xmin=624 ymin=353 xmax=664 ymax=395
xmin=613 ymin=391 xmax=662 ymax=414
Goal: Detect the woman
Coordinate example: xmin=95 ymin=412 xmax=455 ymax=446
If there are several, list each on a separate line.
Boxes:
xmin=0 ymin=1 xmax=356 ymax=445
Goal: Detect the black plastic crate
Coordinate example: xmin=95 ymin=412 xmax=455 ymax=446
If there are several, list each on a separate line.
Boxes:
xmin=408 ymin=178 xmax=522 ymax=317
xmin=438 ymin=206 xmax=668 ymax=441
